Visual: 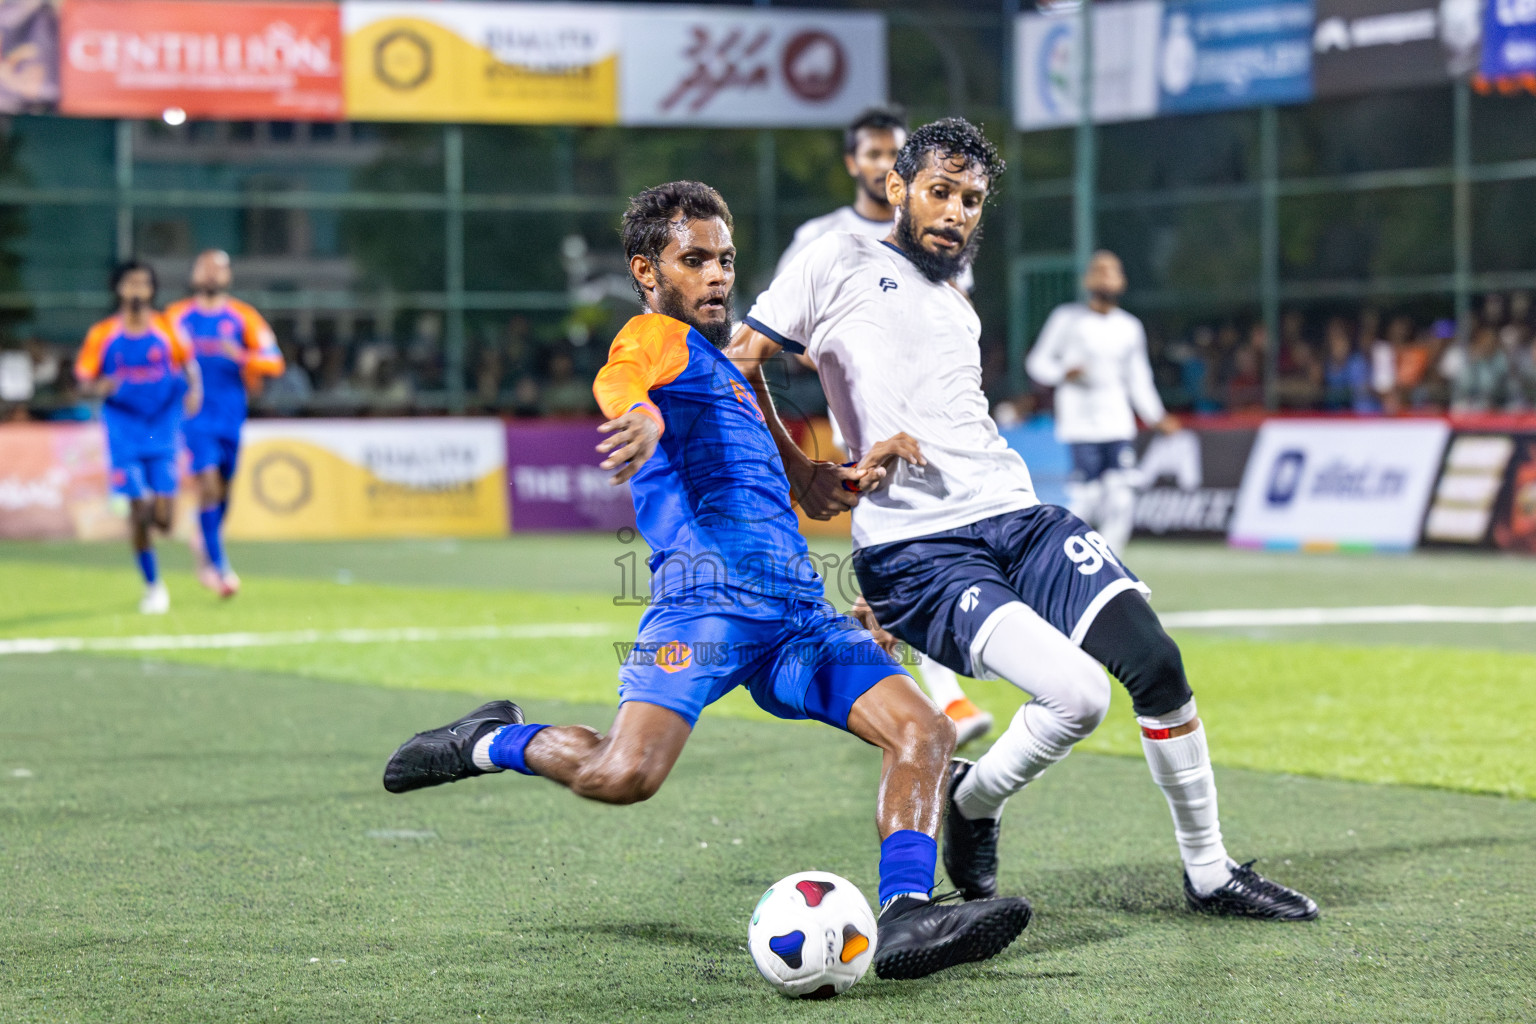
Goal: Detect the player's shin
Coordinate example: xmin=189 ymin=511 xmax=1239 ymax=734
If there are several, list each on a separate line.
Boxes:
xmin=954 ymin=702 xmax=1071 ymax=820
xmin=198 ymin=506 xmax=227 ymax=573
xmin=1098 ymin=472 xmax=1137 ymax=553
xmin=1139 ymin=699 xmax=1233 ymax=894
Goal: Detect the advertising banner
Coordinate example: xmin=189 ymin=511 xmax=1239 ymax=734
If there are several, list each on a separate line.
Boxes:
xmin=342 ymin=1 xmax=620 ymax=125
xmin=0 ymin=0 xmax=58 ymax=114
xmin=1423 ymin=430 xmax=1536 ymax=553
xmin=1133 ymin=425 xmax=1258 ymax=538
xmin=1159 ymin=0 xmax=1314 ymax=113
xmin=225 ymin=419 xmax=507 ymax=540
xmin=1229 ymin=419 xmax=1449 ymax=550
xmin=1482 ymin=0 xmax=1536 ymax=76
xmin=60 ymin=0 xmax=342 ymax=120
xmin=504 ymin=420 xmax=633 ymax=533
xmin=0 ymin=422 xmax=122 ymax=540
xmin=1015 ymin=1 xmax=1163 ymax=130
xmin=1313 ymin=0 xmax=1484 ymax=95
xmin=619 ymin=6 xmax=885 ymax=127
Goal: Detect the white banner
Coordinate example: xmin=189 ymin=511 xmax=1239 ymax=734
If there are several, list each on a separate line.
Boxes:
xmin=619 ymin=7 xmax=885 ymax=127
xmin=1229 ymin=420 xmax=1449 ymax=551
xmin=1015 ymin=1 xmax=1163 ymax=130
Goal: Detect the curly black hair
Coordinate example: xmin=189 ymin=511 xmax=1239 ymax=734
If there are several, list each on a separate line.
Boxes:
xmin=620 ymin=181 xmax=733 ymax=301
xmin=893 ymin=117 xmax=1006 ymax=195
xmin=844 ymin=105 xmax=907 ymax=155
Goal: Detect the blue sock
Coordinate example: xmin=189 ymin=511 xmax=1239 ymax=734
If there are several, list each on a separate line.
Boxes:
xmin=878 ymin=829 xmax=938 ymax=907
xmin=136 ymin=549 xmax=158 ymax=585
xmin=486 ymin=723 xmax=549 ymax=775
xmin=199 ymin=507 xmax=226 ymax=572
xmin=213 ymin=500 xmax=227 ymax=529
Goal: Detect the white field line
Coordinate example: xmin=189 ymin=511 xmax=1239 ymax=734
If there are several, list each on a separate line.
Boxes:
xmin=1159 ymin=606 xmax=1536 ymax=629
xmin=0 ymin=622 xmax=612 ymax=656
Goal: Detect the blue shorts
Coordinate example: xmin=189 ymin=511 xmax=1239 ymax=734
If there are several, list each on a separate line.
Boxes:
xmin=1069 ymin=440 xmax=1137 ymax=483
xmin=616 ymin=587 xmax=907 ymax=729
xmin=184 ymin=426 xmax=241 ymax=479
xmin=852 ymin=505 xmax=1150 ymax=677
xmin=109 ymin=451 xmax=178 ymax=501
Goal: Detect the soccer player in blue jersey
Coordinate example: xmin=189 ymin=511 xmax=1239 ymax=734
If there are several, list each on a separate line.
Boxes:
xmin=75 ymin=261 xmax=201 ymax=614
xmin=166 ymin=250 xmax=284 ymax=598
xmin=384 ymin=182 xmax=1031 ymax=980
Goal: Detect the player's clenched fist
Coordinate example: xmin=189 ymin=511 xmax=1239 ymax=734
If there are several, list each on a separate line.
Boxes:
xmin=597 ymin=409 xmax=661 ymax=484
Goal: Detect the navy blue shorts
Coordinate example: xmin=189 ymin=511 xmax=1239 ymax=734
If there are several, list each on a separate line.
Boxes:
xmin=185 ymin=426 xmax=241 ymax=480
xmin=1070 ymin=440 xmax=1137 ymax=483
xmin=616 ymin=587 xmax=907 ymax=729
xmin=852 ymin=505 xmax=1150 ymax=677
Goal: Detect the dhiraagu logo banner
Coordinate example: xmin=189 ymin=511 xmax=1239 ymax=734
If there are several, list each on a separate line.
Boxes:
xmin=226 ymin=419 xmax=508 ymax=540
xmin=341 ymin=1 xmax=620 ymax=124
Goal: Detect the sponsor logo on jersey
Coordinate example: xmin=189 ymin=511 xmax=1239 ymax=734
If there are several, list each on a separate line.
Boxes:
xmin=655 ymin=640 xmax=692 ymax=673
xmin=878 ymin=277 xmax=898 ymax=292
xmin=958 ymin=585 xmax=981 ymax=613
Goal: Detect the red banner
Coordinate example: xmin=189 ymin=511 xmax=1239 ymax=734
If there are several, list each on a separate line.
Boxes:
xmin=60 ymin=0 xmax=342 ymax=120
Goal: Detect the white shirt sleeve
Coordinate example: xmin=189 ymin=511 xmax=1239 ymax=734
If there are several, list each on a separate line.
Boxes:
xmin=1124 ymin=318 xmax=1167 ymax=426
xmin=1025 ymin=305 xmax=1075 ymax=387
xmin=745 ymin=235 xmax=838 ymax=357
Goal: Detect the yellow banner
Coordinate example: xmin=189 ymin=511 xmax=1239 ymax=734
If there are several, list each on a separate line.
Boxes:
xmin=342 ymin=1 xmax=620 ymax=124
xmin=225 ymin=419 xmax=508 ymax=540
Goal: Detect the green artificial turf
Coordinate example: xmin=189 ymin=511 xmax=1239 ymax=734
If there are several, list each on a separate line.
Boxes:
xmin=2 ymin=656 xmax=1533 ymax=1024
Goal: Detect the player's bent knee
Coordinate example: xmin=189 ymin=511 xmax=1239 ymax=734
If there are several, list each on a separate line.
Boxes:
xmin=1062 ymin=661 xmax=1112 ymax=740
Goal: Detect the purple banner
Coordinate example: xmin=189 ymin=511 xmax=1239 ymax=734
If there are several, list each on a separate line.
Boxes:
xmin=505 ymin=420 xmax=636 ymax=532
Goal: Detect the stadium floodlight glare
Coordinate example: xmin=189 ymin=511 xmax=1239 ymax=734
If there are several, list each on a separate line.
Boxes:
xmin=162 ymin=107 xmax=187 ymax=127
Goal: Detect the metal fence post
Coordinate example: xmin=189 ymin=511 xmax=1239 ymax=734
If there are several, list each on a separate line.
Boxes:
xmin=1073 ymin=0 xmax=1096 ymax=284
xmin=444 ymin=124 xmax=466 ymax=415
xmin=114 ymin=120 xmax=133 ymax=262
xmin=1453 ymin=80 xmax=1472 ymax=339
xmin=1260 ymin=105 xmax=1280 ymax=410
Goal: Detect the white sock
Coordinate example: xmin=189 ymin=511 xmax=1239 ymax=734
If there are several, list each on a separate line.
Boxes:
xmin=917 ymin=653 xmax=966 ymax=710
xmin=1099 ymin=472 xmax=1136 ymax=554
xmin=1138 ymin=700 xmax=1232 ymax=893
xmin=954 ymin=702 xmax=1071 ymax=821
xmin=471 ymin=728 xmax=507 ymax=772
xmin=880 ymin=892 xmax=930 ymax=913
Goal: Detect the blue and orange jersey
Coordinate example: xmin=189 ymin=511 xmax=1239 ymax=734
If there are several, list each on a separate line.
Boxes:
xmin=75 ymin=313 xmax=192 ymax=455
xmin=593 ymin=313 xmax=823 ymax=603
xmin=165 ymin=297 xmax=282 ymax=436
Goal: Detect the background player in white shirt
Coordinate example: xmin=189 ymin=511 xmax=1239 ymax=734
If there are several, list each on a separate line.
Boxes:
xmin=773 ymin=107 xmax=990 ymax=745
xmin=730 ymin=118 xmax=1317 ymax=922
xmin=1026 ymin=251 xmax=1179 ymax=554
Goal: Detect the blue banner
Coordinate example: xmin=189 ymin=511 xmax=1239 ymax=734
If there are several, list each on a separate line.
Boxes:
xmin=1482 ymin=0 xmax=1536 ymax=76
xmin=1158 ymin=0 xmax=1314 ymax=113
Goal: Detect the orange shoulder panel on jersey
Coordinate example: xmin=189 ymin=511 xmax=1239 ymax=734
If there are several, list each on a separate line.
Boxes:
xmin=231 ymin=299 xmax=283 ymax=377
xmin=591 ymin=314 xmax=692 ymax=434
xmin=74 ymin=318 xmax=118 ymax=381
xmin=152 ymin=314 xmax=193 ymax=367
xmin=162 ymin=297 xmax=194 ymax=328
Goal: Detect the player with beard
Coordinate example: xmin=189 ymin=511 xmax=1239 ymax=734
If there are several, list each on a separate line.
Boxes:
xmin=770 ymin=106 xmax=992 ymax=746
xmin=166 ymin=250 xmax=284 ymax=598
xmin=75 ymin=261 xmax=202 ymax=614
xmin=383 ymin=181 xmax=1033 ymax=980
xmin=731 ymin=120 xmax=1318 ymax=921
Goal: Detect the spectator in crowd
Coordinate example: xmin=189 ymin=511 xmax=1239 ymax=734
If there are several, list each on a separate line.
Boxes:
xmin=1322 ymin=317 xmax=1379 ymax=414
xmin=540 ymin=350 xmax=595 ymax=417
xmin=1276 ymin=327 xmax=1323 ymax=409
xmin=1224 ymin=323 xmax=1266 ymax=409
xmin=1449 ymin=323 xmax=1509 ymax=412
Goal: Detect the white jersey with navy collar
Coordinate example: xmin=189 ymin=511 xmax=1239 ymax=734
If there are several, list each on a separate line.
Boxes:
xmin=746 ymin=232 xmax=1038 ymax=549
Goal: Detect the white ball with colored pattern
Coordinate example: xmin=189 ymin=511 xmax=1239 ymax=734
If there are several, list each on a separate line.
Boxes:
xmin=747 ymin=870 xmax=877 ymax=998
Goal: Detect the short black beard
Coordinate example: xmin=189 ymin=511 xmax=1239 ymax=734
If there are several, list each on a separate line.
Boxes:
xmin=125 ymin=297 xmax=147 ymax=315
xmin=1089 ymin=289 xmax=1121 ymax=306
xmin=653 ymin=276 xmax=733 ymax=349
xmin=196 ymin=285 xmax=223 ymax=299
xmin=893 ymin=201 xmax=982 ymax=284
xmin=858 ymin=174 xmax=891 ymax=212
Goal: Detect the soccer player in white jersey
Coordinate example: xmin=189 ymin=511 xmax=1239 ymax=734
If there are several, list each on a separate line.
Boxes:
xmin=730 ymin=118 xmax=1318 ymax=921
xmin=1026 ymin=251 xmax=1178 ymax=553
xmin=775 ymin=107 xmax=990 ymax=744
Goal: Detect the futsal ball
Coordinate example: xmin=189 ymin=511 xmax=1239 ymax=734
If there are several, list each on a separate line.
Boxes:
xmin=748 ymin=871 xmax=877 ymax=998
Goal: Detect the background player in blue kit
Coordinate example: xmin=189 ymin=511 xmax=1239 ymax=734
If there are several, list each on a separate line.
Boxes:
xmin=382 ymin=181 xmax=1031 ymax=980
xmin=166 ymin=249 xmax=284 ymax=598
xmin=74 ymin=261 xmax=202 ymax=615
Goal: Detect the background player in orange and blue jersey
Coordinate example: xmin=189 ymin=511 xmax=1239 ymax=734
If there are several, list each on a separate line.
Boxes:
xmin=381 ymin=182 xmax=1031 ymax=981
xmin=165 ymin=249 xmax=283 ymax=598
xmin=74 ymin=260 xmax=202 ymax=615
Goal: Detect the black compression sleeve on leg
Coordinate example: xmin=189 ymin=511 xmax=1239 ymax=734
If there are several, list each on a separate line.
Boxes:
xmin=1080 ymin=590 xmax=1194 ymax=718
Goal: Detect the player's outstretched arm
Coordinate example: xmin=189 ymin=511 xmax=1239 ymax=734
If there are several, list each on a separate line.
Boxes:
xmin=727 ymin=325 xmax=872 ymax=520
